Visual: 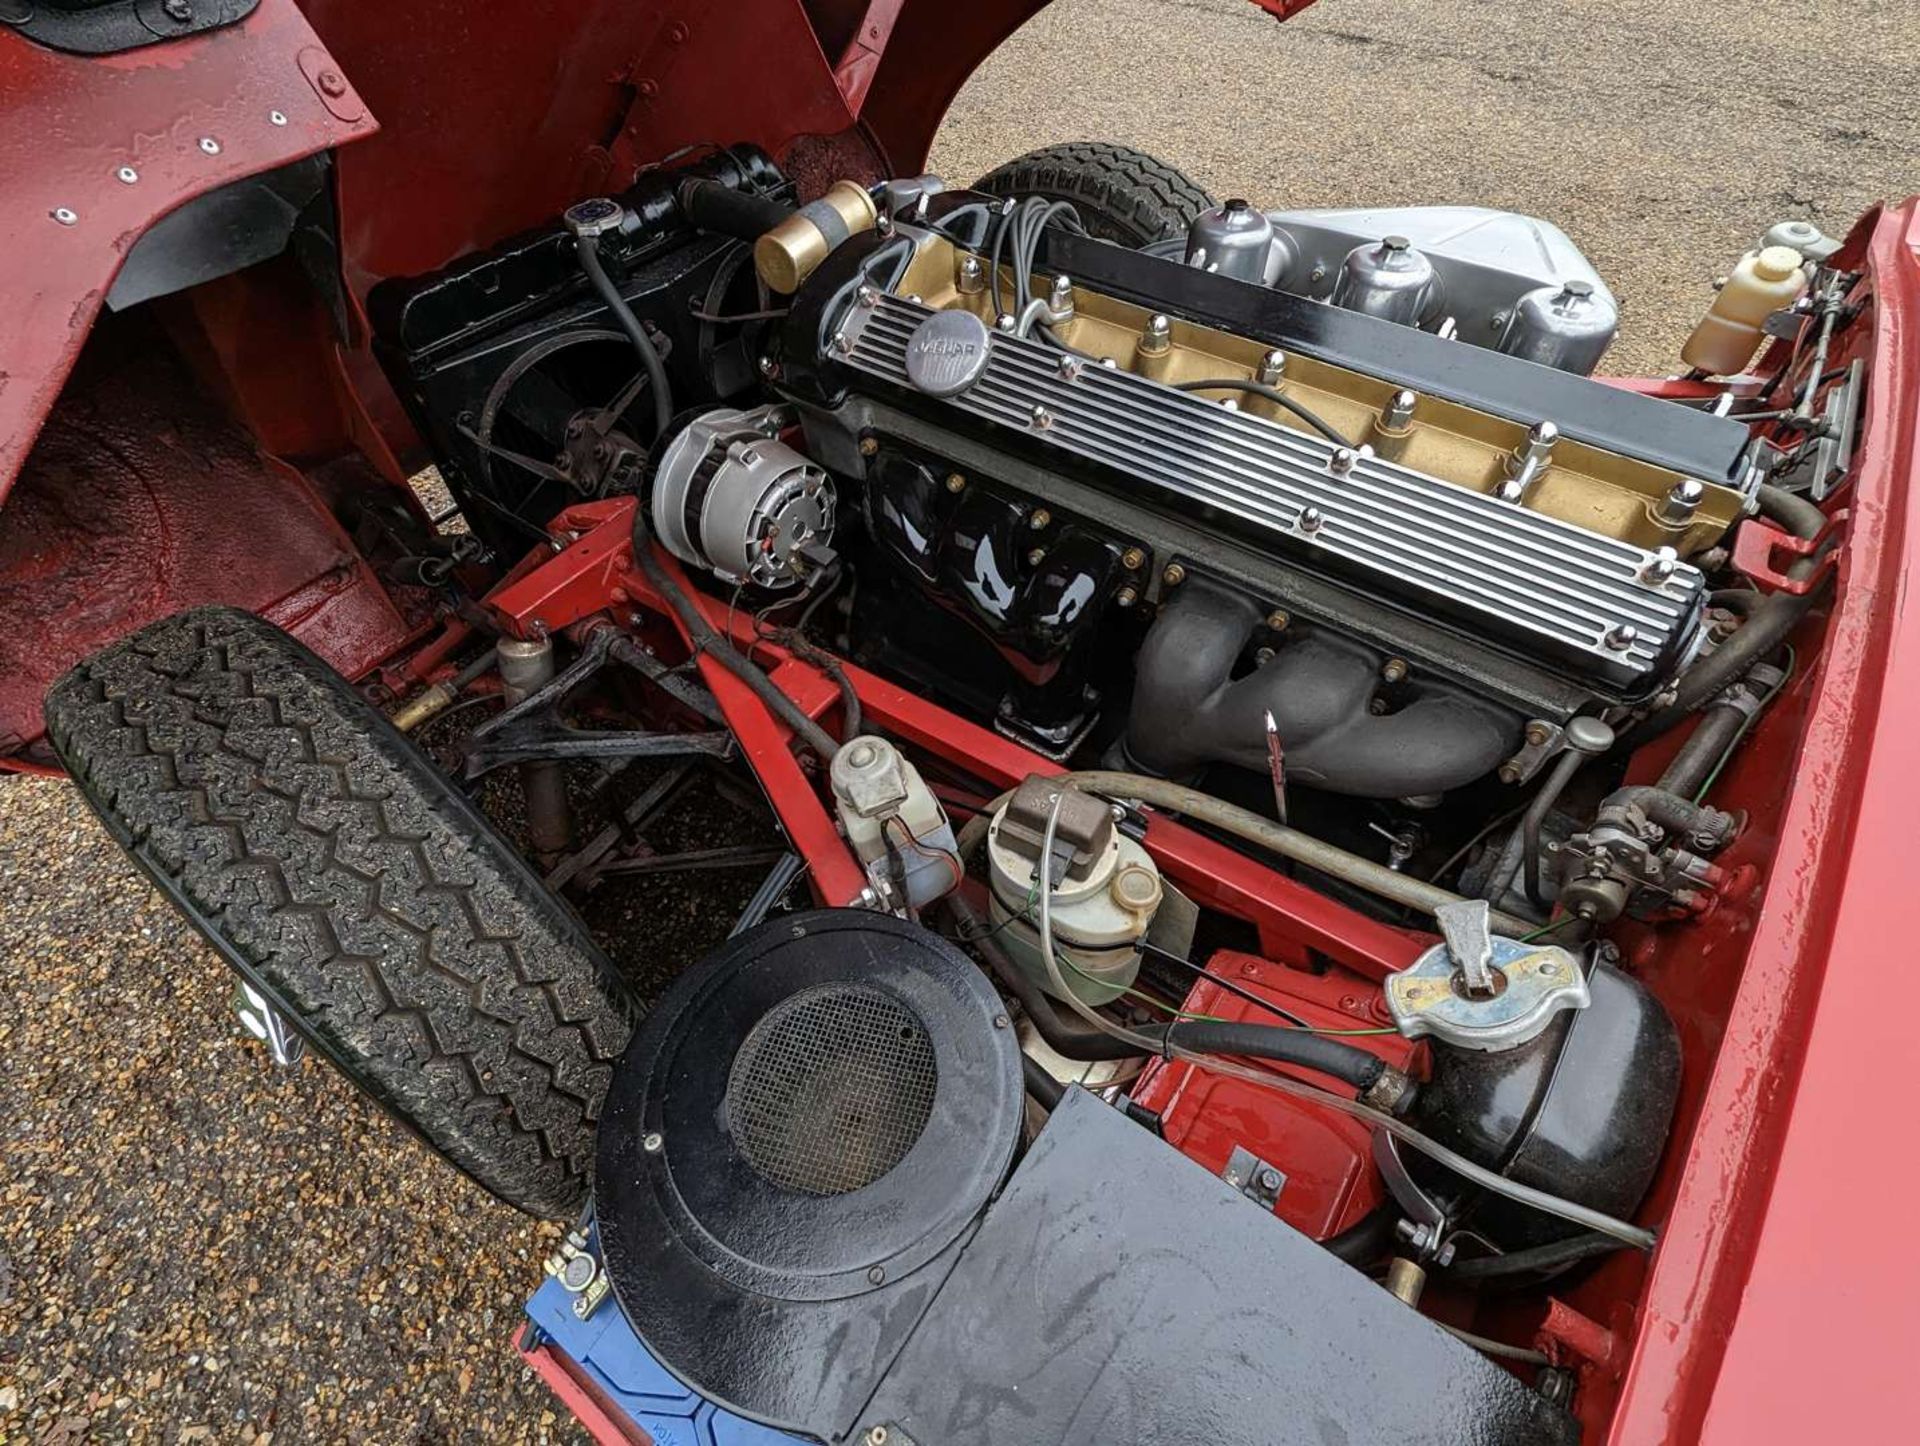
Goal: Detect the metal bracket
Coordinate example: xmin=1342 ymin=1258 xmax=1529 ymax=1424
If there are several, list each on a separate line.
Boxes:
xmin=1730 ymin=507 xmax=1846 ymax=596
xmin=464 ymin=627 xmax=733 ymax=777
xmin=543 ymin=1229 xmax=611 ymax=1321
xmin=1222 ymin=1145 xmax=1287 ymax=1211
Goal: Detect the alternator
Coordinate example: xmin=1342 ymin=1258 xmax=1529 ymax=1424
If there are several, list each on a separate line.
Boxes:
xmin=651 ymin=404 xmax=836 ymax=588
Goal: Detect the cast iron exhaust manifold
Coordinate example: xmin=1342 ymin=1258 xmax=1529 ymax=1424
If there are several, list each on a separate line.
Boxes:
xmin=1125 ymin=578 xmax=1521 ymax=798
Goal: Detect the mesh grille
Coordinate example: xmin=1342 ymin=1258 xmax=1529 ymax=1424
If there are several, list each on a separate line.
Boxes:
xmin=726 ymin=984 xmax=938 ymax=1196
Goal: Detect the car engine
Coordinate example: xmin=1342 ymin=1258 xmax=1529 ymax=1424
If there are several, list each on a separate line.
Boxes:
xmin=363 ymin=144 xmax=1853 ymax=1439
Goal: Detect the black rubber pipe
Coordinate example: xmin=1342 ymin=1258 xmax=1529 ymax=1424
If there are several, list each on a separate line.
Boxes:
xmin=1443 ymin=1231 xmax=1623 ymax=1281
xmin=1021 ymin=1054 xmax=1067 ymax=1110
xmin=575 ymin=235 xmax=673 ymax=437
xmin=628 ymin=510 xmax=841 ymax=760
xmin=1655 ymin=696 xmax=1748 ymax=800
xmin=1322 ymin=1204 xmax=1399 ymax=1267
xmin=1619 ymin=484 xmax=1828 ymax=752
xmin=945 ymin=897 xmax=1396 ymax=1092
xmin=948 ymin=894 xmax=1144 ymax=1061
xmin=676 ymin=177 xmax=795 ymax=241
xmin=1159 ymin=1019 xmax=1388 ymax=1094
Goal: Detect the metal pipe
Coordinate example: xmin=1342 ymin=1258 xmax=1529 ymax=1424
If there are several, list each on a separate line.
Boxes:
xmin=956 ymin=771 xmax=1534 ymax=937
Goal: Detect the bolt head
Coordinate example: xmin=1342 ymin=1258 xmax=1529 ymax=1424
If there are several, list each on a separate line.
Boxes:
xmin=1029 ymin=508 xmax=1051 ymax=530
xmin=1161 ymin=563 xmax=1186 ymax=587
xmin=1266 ymin=609 xmax=1290 ymax=632
xmin=1115 ymin=586 xmax=1138 ymax=608
xmin=1381 ymin=657 xmax=1408 ymax=684
xmin=115 ymin=166 xmax=138 ymax=185
xmin=1525 ymin=722 xmax=1551 ymax=747
xmin=198 ymin=136 xmax=222 ymax=155
xmin=50 ymin=207 xmax=77 ymax=225
xmin=641 ymin=1131 xmax=663 ymax=1154
xmin=944 ymin=471 xmax=966 ymax=493
xmin=858 ymin=436 xmax=880 ymax=457
xmin=269 ymin=110 xmax=289 ymax=127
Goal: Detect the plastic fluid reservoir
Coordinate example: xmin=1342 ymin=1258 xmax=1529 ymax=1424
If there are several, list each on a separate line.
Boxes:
xmin=1185 ymin=199 xmax=1276 ymax=283
xmin=985 ymin=779 xmax=1162 ymax=1007
xmin=1681 ymin=244 xmax=1808 ymax=376
xmin=1332 ymin=235 xmax=1436 ymax=326
xmin=829 ymin=736 xmax=959 ymax=909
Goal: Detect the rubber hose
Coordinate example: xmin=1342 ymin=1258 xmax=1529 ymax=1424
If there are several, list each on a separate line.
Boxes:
xmin=1603 ymin=785 xmax=1736 ymax=844
xmin=946 ymin=896 xmax=1400 ymax=1093
xmin=1021 ymin=1054 xmax=1067 ymax=1110
xmin=1655 ymin=695 xmax=1748 ymax=799
xmin=947 ymin=894 xmax=1143 ymax=1061
xmin=1620 ymin=484 xmax=1828 ymax=751
xmin=575 ymin=235 xmax=673 ymax=437
xmin=1159 ymin=1019 xmax=1387 ymax=1093
xmin=629 ymin=510 xmax=841 ymax=759
xmin=675 ymin=177 xmax=795 ymax=241
xmin=1322 ymin=1204 xmax=1398 ymax=1267
xmin=1442 ymin=1231 xmax=1622 ymax=1281
xmin=955 ymin=772 xmax=1534 ymax=937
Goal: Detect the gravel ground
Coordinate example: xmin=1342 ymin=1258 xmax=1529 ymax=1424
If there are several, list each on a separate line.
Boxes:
xmin=3 ymin=2 xmax=1915 ymax=1441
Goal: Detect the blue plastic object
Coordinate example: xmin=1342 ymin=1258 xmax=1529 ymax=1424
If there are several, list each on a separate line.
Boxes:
xmin=522 ymin=1222 xmax=806 ymax=1446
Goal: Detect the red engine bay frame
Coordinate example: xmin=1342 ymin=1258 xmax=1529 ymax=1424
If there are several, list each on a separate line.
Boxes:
xmin=4 ymin=1 xmax=1919 ymax=1440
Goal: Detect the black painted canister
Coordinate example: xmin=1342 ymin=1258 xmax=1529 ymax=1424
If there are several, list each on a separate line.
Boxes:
xmin=1415 ymin=961 xmax=1682 ymax=1249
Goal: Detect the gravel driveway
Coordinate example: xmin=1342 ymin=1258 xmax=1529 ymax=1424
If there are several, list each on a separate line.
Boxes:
xmin=3 ymin=1 xmax=1913 ymax=1440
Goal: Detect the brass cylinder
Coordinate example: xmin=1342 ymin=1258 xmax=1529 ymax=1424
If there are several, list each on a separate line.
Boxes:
xmin=754 ymin=180 xmax=879 ymax=294
xmin=1385 ymin=1257 xmax=1427 ymax=1306
xmin=391 ymin=681 xmax=457 ymax=733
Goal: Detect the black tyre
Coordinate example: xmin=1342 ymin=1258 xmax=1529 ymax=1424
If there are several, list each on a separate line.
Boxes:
xmin=975 ymin=141 xmax=1215 ymax=247
xmin=43 ymin=605 xmax=637 ymax=1216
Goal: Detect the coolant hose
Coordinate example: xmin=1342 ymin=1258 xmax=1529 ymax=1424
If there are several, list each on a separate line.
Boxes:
xmin=1322 ymin=1204 xmax=1398 ymax=1267
xmin=1021 ymin=1054 xmax=1067 ymax=1110
xmin=575 ymin=234 xmax=674 ymax=437
xmin=1620 ymin=484 xmax=1829 ymax=751
xmin=1442 ymin=1230 xmax=1622 ymax=1281
xmin=946 ymin=894 xmax=1404 ymax=1098
xmin=1600 ymin=785 xmax=1737 ymax=847
xmin=629 ymin=509 xmax=842 ymax=760
xmin=676 ymin=177 xmax=795 ymax=241
xmin=1159 ymin=1020 xmax=1389 ymax=1093
xmin=955 ymin=771 xmax=1534 ymax=937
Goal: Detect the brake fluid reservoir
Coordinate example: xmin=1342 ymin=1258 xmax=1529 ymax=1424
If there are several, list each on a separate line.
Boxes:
xmin=1681 ymin=245 xmax=1808 ymax=376
xmin=830 ymin=736 xmax=959 ymax=909
xmin=985 ymin=778 xmax=1162 ymax=1007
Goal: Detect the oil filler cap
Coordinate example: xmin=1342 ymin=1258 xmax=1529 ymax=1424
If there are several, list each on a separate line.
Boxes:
xmin=904 ymin=308 xmax=992 ymax=398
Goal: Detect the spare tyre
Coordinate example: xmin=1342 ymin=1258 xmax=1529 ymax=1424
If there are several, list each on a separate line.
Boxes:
xmin=43 ymin=605 xmax=637 ymax=1216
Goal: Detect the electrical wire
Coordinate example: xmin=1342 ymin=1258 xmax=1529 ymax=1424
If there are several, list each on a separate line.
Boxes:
xmin=574 ymin=234 xmax=673 ymax=436
xmin=1032 ymin=789 xmax=1658 ymax=1251
xmin=1172 ymin=378 xmax=1357 ymax=448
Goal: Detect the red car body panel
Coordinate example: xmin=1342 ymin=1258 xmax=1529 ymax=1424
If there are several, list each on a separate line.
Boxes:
xmin=2 ymin=1 xmax=1913 ymax=1439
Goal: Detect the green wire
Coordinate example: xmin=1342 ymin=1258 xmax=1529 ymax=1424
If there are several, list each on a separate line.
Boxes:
xmin=1518 ymin=915 xmax=1581 ymax=943
xmin=1000 ymin=876 xmax=1394 ymax=1034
